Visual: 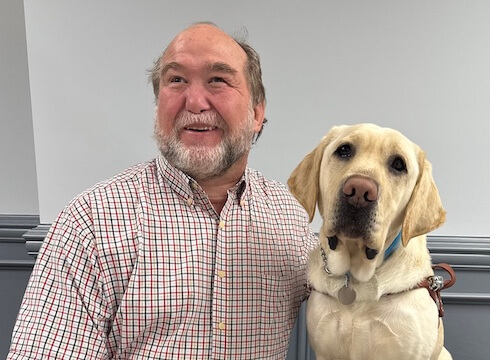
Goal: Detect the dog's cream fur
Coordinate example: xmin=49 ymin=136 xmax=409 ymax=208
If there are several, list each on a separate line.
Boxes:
xmin=288 ymin=123 xmax=451 ymax=360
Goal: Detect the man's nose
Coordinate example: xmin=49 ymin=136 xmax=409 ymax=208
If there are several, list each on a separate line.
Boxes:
xmin=185 ymin=84 xmax=211 ymax=114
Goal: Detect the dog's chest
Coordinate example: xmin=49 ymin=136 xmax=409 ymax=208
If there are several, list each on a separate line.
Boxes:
xmin=306 ymin=290 xmax=439 ymax=360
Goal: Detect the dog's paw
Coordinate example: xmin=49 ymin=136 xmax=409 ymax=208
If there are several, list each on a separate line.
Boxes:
xmin=326 ymin=241 xmax=351 ymax=275
xmin=350 ymin=253 xmax=377 ymax=282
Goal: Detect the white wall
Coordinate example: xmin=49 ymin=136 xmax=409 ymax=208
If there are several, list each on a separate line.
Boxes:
xmin=0 ymin=0 xmax=38 ymax=215
xmin=23 ymin=0 xmax=490 ymax=236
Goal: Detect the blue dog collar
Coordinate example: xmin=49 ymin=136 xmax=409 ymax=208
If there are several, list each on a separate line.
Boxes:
xmin=384 ymin=231 xmax=402 ymax=260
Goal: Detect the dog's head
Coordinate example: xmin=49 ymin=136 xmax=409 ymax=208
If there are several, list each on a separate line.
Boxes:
xmin=288 ymin=123 xmax=445 ymax=281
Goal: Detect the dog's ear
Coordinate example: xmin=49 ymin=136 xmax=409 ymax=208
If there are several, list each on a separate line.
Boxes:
xmin=288 ymin=146 xmax=323 ymax=222
xmin=288 ymin=135 xmax=331 ymax=222
xmin=402 ymin=151 xmax=446 ymax=246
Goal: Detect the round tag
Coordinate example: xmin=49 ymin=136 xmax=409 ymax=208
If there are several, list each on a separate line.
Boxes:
xmin=338 ymin=286 xmax=357 ymax=305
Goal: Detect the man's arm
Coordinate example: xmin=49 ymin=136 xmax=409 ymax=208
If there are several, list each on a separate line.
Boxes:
xmin=8 ymin=204 xmax=112 ymax=359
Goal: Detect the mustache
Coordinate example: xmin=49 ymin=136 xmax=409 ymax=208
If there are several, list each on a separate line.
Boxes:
xmin=174 ymin=111 xmax=226 ymax=129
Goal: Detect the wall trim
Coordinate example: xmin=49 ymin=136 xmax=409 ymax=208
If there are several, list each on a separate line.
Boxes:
xmin=0 ymin=214 xmax=40 ymax=228
xmin=23 ymin=224 xmax=50 ymax=257
xmin=2 ymin=216 xmax=490 ymax=305
xmin=428 ymin=235 xmax=490 ymax=270
xmin=0 ymin=214 xmax=40 ymax=269
xmin=427 ymin=235 xmax=490 ymax=254
xmin=442 ymin=292 xmax=490 ymax=305
xmin=0 ymin=214 xmax=39 ymax=243
xmin=0 ymin=259 xmax=35 ymax=270
xmin=14 ymin=229 xmax=490 ymax=258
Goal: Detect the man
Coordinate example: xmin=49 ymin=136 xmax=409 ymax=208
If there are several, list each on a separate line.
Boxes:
xmin=8 ymin=22 xmax=317 ymax=359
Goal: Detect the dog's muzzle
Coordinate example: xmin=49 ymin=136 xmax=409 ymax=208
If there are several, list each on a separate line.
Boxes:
xmin=330 ymin=176 xmax=380 ymax=258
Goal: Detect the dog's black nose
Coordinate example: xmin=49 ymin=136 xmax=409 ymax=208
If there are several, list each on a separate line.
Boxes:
xmin=365 ymin=247 xmax=378 ymax=260
xmin=328 ymin=236 xmax=339 ymax=250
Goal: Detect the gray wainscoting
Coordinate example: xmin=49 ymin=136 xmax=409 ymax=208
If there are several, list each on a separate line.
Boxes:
xmin=0 ymin=215 xmax=39 ymax=359
xmin=1 ymin=216 xmax=489 ymax=359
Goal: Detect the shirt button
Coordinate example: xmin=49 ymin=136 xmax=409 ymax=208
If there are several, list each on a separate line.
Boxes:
xmin=218 ymin=220 xmax=225 ymax=229
xmin=217 ymin=270 xmax=226 ymax=278
xmin=186 ymin=197 xmax=193 ymax=206
xmin=240 ymin=199 xmax=246 ymax=207
xmin=218 ymin=322 xmax=226 ymax=330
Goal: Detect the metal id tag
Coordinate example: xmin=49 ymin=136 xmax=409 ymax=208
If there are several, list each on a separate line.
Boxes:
xmin=338 ymin=274 xmax=356 ymax=305
xmin=338 ymin=286 xmax=356 ymax=305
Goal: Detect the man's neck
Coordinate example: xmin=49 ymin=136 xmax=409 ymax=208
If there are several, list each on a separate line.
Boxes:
xmin=196 ymin=156 xmax=247 ymax=214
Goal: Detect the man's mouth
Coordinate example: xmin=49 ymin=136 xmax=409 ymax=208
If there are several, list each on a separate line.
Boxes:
xmin=184 ymin=126 xmax=218 ymax=132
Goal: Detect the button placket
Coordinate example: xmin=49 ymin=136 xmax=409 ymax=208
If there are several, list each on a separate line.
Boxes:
xmin=213 ymin=213 xmax=228 ymax=351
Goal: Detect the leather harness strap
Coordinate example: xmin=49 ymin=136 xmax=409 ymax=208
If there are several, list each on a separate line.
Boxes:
xmin=311 ymin=261 xmax=456 ymax=319
xmin=418 ymin=263 xmax=456 ymax=317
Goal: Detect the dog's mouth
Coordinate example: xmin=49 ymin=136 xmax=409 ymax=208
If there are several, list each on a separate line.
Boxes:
xmin=325 ymin=187 xmax=382 ymax=263
xmin=327 ymin=235 xmax=379 ymax=260
xmin=330 ymin=175 xmax=379 ymax=237
xmin=331 ymin=197 xmax=377 ymax=238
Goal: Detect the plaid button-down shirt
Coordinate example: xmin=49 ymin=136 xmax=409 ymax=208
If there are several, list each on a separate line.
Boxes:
xmin=9 ymin=155 xmax=317 ymax=359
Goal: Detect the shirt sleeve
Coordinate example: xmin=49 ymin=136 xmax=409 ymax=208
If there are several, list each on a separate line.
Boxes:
xmin=8 ymin=199 xmax=113 ymax=359
xmin=303 ymin=224 xmax=319 ymax=298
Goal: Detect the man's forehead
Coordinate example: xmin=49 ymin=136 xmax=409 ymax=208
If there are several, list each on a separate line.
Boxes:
xmin=163 ymin=24 xmax=247 ymax=64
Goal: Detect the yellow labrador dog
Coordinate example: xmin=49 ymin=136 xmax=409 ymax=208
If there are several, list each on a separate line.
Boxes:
xmin=288 ymin=124 xmax=452 ymax=360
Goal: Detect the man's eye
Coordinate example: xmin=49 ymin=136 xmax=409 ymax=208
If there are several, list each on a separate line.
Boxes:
xmin=210 ymin=77 xmax=225 ymax=83
xmin=170 ymin=76 xmax=184 ymax=83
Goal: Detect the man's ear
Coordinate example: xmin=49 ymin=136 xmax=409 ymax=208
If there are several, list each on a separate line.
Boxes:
xmin=402 ymin=151 xmax=446 ymax=246
xmin=252 ymin=101 xmax=265 ymax=134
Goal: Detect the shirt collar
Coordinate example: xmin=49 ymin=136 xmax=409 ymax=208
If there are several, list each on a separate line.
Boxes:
xmin=156 ymin=154 xmax=249 ymax=203
xmin=156 ymin=154 xmax=195 ymax=200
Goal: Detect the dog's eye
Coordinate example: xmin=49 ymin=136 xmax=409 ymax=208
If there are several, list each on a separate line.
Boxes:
xmin=391 ymin=156 xmax=407 ymax=173
xmin=335 ymin=144 xmax=353 ymax=158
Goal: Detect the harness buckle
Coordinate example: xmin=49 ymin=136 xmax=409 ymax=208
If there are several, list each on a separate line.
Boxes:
xmin=428 ymin=275 xmax=444 ymax=291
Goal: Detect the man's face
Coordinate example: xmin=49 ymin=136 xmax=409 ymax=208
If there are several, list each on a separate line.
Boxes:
xmin=154 ymin=24 xmax=265 ymax=179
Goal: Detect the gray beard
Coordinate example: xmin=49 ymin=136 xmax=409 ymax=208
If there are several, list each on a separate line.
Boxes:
xmin=154 ymin=109 xmax=255 ymax=180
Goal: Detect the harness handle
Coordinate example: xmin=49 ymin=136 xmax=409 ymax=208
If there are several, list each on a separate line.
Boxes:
xmin=419 ymin=263 xmax=456 ymax=317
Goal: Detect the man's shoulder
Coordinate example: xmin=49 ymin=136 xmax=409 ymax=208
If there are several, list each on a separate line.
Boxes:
xmin=66 ymin=159 xmax=157 ymax=209
xmin=247 ymin=168 xmax=286 ymax=191
xmin=98 ymin=159 xmax=157 ymax=187
xmin=247 ymin=168 xmax=315 ymax=240
xmin=90 ymin=159 xmax=156 ymax=191
xmin=247 ymin=168 xmax=302 ymax=207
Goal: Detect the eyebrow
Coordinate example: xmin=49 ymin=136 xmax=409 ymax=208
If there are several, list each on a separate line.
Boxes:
xmin=208 ymin=62 xmax=238 ymax=75
xmin=160 ymin=61 xmax=182 ymax=78
xmin=160 ymin=61 xmax=238 ymax=78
